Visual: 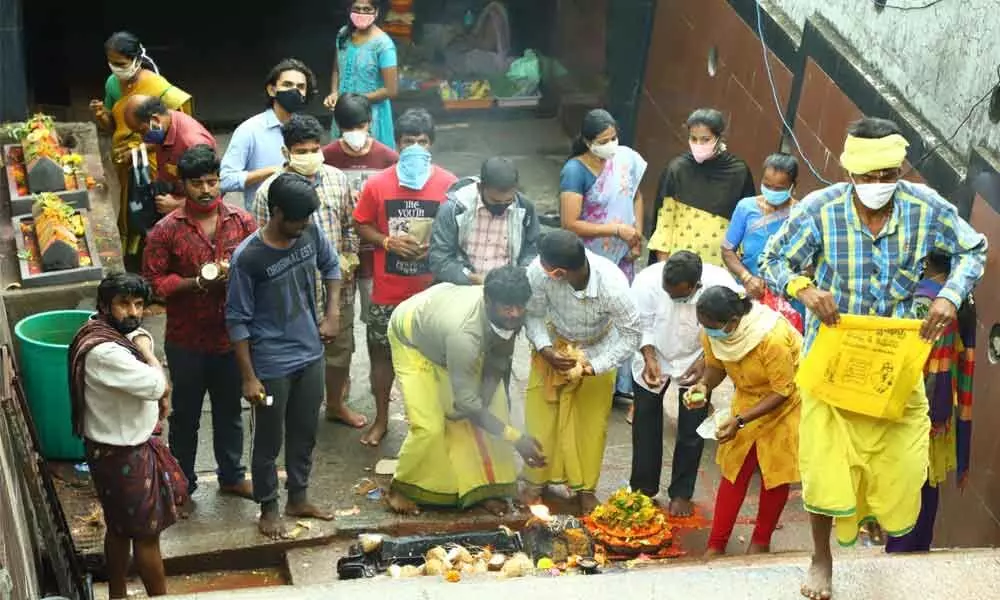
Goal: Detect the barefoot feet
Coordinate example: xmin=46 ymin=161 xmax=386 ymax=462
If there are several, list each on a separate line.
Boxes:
xmin=219 ymin=480 xmax=254 ymax=500
xmin=518 ymin=485 xmax=542 ymax=508
xmin=669 ymin=497 xmax=695 ymax=518
xmin=326 ymin=403 xmax=368 ymax=428
xmin=178 ymin=497 xmax=196 ymax=519
xmin=384 ymin=488 xmax=421 ymax=516
xmin=481 ymin=499 xmax=509 ymax=517
xmin=286 ymin=502 xmax=335 ymax=521
xmin=801 ymin=556 xmax=833 ymax=599
xmin=258 ymin=510 xmax=286 ymax=540
xmin=578 ymin=492 xmax=600 ymax=515
xmin=360 ymin=420 xmax=388 ymax=446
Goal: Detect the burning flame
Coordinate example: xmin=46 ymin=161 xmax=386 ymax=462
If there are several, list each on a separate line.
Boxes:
xmin=529 ymin=504 xmax=553 ymax=522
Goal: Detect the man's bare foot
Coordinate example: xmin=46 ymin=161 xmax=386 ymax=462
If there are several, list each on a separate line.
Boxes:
xmin=626 ymin=404 xmax=635 ymax=425
xmin=481 ymin=498 xmax=509 ymax=517
xmin=219 ymin=480 xmax=254 ymax=500
xmin=258 ymin=511 xmax=287 ymax=540
xmin=801 ymin=556 xmax=833 ymax=599
xmin=286 ymin=502 xmax=335 ymax=521
xmin=669 ymin=497 xmax=695 ymax=518
xmin=747 ymin=543 xmax=770 ymax=555
xmin=326 ymin=404 xmax=368 ymax=428
xmin=578 ymin=492 xmax=600 ymax=515
xmin=518 ymin=485 xmax=542 ymax=508
xmin=360 ymin=421 xmax=388 ymax=446
xmin=178 ymin=497 xmax=196 ymax=519
xmin=384 ymin=488 xmax=420 ymax=516
xmin=704 ymin=547 xmax=724 ymax=559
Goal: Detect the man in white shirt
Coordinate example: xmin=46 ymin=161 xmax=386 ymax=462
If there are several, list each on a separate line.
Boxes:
xmin=629 ymin=251 xmax=742 ymax=517
xmin=522 ymin=230 xmax=641 ymax=513
xmin=68 ymin=273 xmax=184 ymax=599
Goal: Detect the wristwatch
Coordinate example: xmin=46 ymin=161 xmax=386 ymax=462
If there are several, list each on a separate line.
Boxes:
xmin=735 ymin=415 xmax=747 ymax=429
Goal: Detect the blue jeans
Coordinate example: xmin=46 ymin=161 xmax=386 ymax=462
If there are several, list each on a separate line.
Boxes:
xmin=165 ymin=345 xmax=247 ymax=494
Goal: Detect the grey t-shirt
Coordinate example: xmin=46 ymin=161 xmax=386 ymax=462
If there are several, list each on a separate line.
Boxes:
xmin=225 ymin=224 xmax=340 ymax=380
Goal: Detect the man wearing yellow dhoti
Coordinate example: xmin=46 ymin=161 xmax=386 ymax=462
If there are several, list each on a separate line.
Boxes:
xmin=521 ymin=230 xmax=641 ymax=514
xmin=761 ymin=117 xmax=986 ymax=600
xmin=385 ymin=265 xmax=546 ymax=516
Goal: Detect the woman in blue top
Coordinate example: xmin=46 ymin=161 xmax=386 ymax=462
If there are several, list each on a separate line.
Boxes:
xmin=721 ymin=153 xmax=799 ymax=300
xmin=324 ymin=0 xmax=399 ymax=149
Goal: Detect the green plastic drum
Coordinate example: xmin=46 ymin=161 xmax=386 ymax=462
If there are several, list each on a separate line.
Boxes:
xmin=14 ymin=310 xmax=94 ymax=460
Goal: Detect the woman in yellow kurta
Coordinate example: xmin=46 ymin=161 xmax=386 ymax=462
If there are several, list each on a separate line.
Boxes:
xmin=89 ymin=31 xmax=192 ymax=267
xmin=647 ymin=108 xmax=754 ymax=267
xmin=687 ymin=285 xmax=802 ymax=555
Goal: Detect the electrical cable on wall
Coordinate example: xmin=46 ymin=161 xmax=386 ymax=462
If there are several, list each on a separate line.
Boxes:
xmin=874 ymin=0 xmax=948 ymax=11
xmin=905 ymin=65 xmax=1000 ymax=175
xmin=754 ymin=1 xmax=834 ymax=185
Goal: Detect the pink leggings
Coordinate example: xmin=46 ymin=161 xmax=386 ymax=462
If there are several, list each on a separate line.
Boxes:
xmin=707 ymin=445 xmax=790 ymax=552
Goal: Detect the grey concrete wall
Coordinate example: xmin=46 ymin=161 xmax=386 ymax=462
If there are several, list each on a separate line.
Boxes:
xmin=769 ymin=0 xmax=1000 ymax=161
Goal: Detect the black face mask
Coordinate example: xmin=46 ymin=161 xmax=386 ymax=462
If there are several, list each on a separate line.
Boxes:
xmin=485 ymin=202 xmax=510 ymax=217
xmin=274 ymin=89 xmax=306 ymax=113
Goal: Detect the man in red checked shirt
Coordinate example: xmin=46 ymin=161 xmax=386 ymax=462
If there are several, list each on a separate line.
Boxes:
xmin=143 ymin=145 xmax=257 ymax=511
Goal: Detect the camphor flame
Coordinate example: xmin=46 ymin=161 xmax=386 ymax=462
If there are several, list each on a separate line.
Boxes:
xmin=529 ymin=504 xmax=554 ymax=522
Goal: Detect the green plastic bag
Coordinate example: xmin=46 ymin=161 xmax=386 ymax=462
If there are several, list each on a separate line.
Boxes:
xmin=506 ymin=50 xmax=541 ymax=86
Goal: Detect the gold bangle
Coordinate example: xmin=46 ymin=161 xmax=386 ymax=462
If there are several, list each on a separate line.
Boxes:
xmin=502 ymin=425 xmax=521 ymax=443
xmin=786 ymin=276 xmax=813 ymax=298
xmin=382 ymin=236 xmax=391 ymax=251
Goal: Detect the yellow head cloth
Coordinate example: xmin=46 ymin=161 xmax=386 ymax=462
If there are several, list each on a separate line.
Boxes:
xmin=839 ymin=134 xmax=910 ymax=175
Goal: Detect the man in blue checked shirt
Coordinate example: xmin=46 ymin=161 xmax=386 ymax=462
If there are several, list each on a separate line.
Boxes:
xmin=761 ymin=116 xmax=986 ymax=600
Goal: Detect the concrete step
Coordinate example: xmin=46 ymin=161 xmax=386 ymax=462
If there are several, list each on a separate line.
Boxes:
xmin=163 ymin=547 xmax=1000 ymax=599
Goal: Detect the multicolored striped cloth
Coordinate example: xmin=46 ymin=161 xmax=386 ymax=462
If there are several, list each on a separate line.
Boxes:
xmin=914 ymin=279 xmax=975 ymax=485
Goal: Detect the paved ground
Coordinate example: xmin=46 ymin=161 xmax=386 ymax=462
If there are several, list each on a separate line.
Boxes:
xmin=131 ymin=549 xmax=1000 ymax=600
xmin=71 ymin=116 xmax=824 ymax=597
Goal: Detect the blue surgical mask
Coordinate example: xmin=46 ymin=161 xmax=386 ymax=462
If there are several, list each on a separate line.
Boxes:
xmin=704 ymin=326 xmax=731 ymax=339
xmin=761 ymin=184 xmax=791 ymax=206
xmin=396 ymin=145 xmax=432 ymax=190
xmin=143 ymin=124 xmax=166 ymax=145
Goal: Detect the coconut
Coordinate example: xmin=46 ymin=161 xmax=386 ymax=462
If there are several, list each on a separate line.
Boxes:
xmin=447 ymin=545 xmax=474 ymax=565
xmin=200 ymin=262 xmax=220 ymax=281
xmin=424 ymin=558 xmax=446 ymax=576
xmin=425 ymin=546 xmax=448 ymax=563
xmin=359 ymin=533 xmax=384 ymax=553
xmin=488 ymin=553 xmax=507 ymax=571
xmin=400 ymin=565 xmax=422 ymax=578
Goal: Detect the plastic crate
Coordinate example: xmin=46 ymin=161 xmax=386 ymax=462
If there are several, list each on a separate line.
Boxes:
xmin=442 ymin=98 xmax=495 ymax=110
xmin=496 ymin=95 xmax=542 ymax=108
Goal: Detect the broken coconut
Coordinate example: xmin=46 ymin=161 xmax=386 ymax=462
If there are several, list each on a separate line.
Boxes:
xmin=488 ymin=553 xmax=507 ymax=571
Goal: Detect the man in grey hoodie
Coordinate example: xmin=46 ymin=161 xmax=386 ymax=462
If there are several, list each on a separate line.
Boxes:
xmin=429 ymin=157 xmax=540 ymax=285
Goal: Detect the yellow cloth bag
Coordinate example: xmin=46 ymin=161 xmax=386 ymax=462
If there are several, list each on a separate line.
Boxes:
xmin=797 ymin=315 xmax=932 ymax=421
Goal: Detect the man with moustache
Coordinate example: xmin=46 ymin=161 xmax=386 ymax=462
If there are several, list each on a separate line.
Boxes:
xmin=143 ymin=145 xmax=258 ymax=509
xmin=68 ymin=272 xmax=183 ymax=598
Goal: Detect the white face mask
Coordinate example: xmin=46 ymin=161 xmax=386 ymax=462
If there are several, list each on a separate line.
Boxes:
xmin=109 ymin=59 xmax=140 ymax=81
xmin=288 ymin=151 xmax=324 ymax=176
xmin=342 ymin=130 xmax=369 ymax=152
xmin=853 ymin=180 xmax=897 ymax=210
xmin=490 ymin=322 xmax=517 ymax=340
xmin=590 ymin=139 xmax=619 ymax=160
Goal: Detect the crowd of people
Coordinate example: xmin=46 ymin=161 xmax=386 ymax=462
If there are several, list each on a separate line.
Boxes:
xmin=69 ymin=6 xmax=985 ymax=598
